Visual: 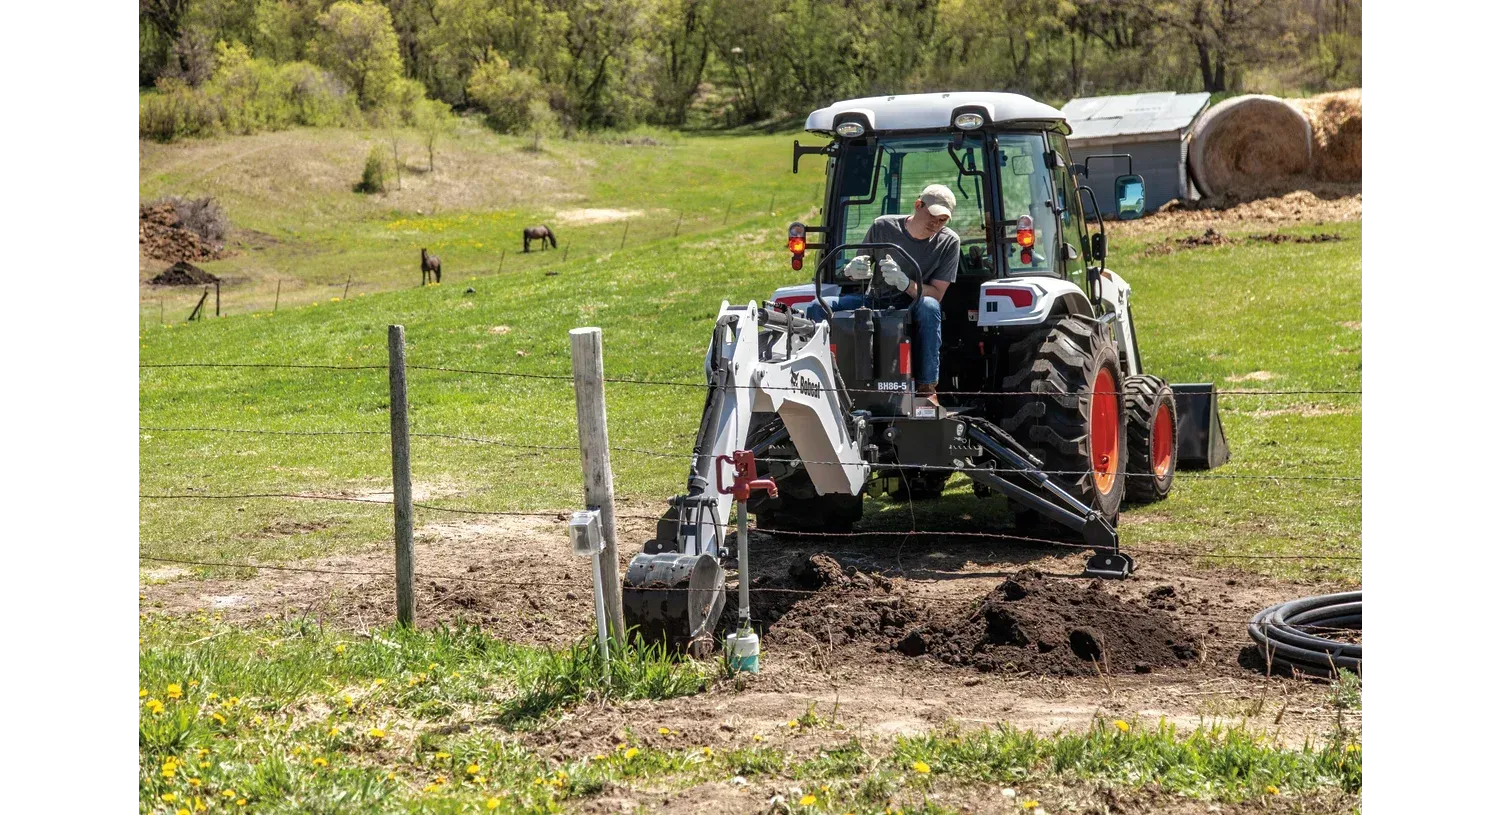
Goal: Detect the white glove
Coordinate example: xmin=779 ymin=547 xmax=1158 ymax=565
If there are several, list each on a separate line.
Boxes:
xmin=879 ymin=256 xmax=910 ymax=292
xmin=844 ymin=255 xmax=873 ymax=280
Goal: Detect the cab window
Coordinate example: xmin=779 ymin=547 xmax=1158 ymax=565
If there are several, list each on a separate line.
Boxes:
xmin=1047 ymin=131 xmax=1088 ymax=283
xmin=994 ymin=133 xmax=1059 ymax=278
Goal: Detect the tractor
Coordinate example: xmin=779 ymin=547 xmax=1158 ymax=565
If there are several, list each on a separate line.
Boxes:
xmin=621 ymin=92 xmax=1229 ymax=652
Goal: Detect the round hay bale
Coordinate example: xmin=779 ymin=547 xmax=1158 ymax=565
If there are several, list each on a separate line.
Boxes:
xmin=1187 ymin=94 xmax=1312 ymax=198
xmin=1288 ymin=88 xmax=1361 ymax=183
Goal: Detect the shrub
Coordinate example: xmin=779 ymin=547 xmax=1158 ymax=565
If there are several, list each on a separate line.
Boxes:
xmin=356 ymin=146 xmax=385 ymax=193
xmin=467 ymin=53 xmax=547 ymax=134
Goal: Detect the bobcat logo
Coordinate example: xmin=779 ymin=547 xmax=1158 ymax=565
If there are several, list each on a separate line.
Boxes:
xmin=788 ymin=372 xmax=822 ymax=398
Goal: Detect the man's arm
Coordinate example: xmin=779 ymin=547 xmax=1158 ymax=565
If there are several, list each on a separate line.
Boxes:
xmin=901 ymin=235 xmax=958 ymax=302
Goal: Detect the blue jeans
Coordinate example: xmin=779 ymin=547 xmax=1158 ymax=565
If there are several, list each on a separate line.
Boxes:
xmin=805 ymin=293 xmax=942 ymax=386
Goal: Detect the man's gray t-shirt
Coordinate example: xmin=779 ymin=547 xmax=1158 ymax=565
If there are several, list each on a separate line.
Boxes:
xmin=862 ymin=214 xmax=960 ymax=302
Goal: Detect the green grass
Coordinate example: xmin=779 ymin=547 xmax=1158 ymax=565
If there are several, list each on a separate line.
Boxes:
xmin=139 ymin=617 xmax=1359 ymax=813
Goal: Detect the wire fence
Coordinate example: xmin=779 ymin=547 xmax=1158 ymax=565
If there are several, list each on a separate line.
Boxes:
xmin=140 ymin=338 xmax=1361 ymax=645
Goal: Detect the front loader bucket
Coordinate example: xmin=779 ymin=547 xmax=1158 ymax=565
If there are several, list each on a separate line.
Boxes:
xmin=1172 ymin=383 xmax=1231 ymax=470
xmin=622 ymin=552 xmax=725 ymax=657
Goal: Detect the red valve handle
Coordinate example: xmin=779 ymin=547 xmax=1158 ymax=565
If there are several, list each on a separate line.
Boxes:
xmin=716 ymin=450 xmax=779 ymax=501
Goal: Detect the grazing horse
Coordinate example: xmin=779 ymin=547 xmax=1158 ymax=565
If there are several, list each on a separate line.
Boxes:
xmin=420 ymin=248 xmax=442 ymax=284
xmin=523 ymin=225 xmax=558 ymax=253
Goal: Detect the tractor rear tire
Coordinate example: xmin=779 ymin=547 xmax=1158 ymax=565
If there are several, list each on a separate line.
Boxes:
xmin=997 ymin=316 xmax=1127 ymax=524
xmin=1123 ymin=375 xmax=1177 ymax=503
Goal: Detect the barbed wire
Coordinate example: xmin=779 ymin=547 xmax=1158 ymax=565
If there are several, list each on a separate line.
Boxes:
xmin=136 ymin=554 xmax=1357 ymax=633
xmin=139 ymin=360 xmax=1360 ymax=399
xmin=138 ymin=425 xmax=1361 ymax=482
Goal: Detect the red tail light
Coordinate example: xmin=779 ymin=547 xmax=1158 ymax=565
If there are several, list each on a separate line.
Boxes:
xmin=788 ymin=222 xmax=807 ymax=270
xmin=983 ymin=287 xmax=1035 ymax=307
xmin=1016 ymin=214 xmax=1035 ymax=249
xmin=788 ymin=236 xmax=806 ymax=254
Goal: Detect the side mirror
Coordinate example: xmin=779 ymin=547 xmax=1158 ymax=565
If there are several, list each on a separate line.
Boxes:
xmin=1115 ymin=174 xmax=1146 ymax=220
xmin=1091 ymin=232 xmax=1107 ymax=262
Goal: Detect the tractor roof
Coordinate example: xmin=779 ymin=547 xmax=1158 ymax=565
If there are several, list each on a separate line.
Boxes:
xmin=805 ymin=92 xmax=1068 ymax=136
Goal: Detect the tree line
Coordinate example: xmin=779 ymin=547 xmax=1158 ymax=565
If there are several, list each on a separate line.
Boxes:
xmin=140 ymin=0 xmax=1361 ymax=140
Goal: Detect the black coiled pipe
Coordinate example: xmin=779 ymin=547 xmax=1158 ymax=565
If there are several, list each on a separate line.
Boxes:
xmin=1248 ymin=591 xmax=1361 ymax=677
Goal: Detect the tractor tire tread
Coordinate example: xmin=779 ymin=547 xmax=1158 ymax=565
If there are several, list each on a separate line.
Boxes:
xmin=1123 ymin=374 xmax=1177 ymax=503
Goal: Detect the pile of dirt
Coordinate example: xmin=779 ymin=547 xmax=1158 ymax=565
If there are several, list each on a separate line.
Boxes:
xmin=892 ymin=568 xmax=1200 ymax=676
xmin=727 ymin=554 xmax=922 ymax=649
xmin=149 ymin=261 xmax=220 ymax=286
xmin=1289 ymin=89 xmax=1362 ymax=182
xmin=1188 ymin=94 xmax=1313 ymax=198
xmin=140 ymin=201 xmax=227 ymax=262
xmin=1248 ymin=232 xmax=1343 ymax=245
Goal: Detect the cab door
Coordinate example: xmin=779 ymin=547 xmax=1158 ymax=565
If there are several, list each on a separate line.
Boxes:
xmin=1046 ymin=132 xmax=1089 ymax=292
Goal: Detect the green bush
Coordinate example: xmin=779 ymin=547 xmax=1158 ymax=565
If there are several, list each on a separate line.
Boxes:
xmin=466 ymin=53 xmax=547 ymax=134
xmin=355 ymin=146 xmax=385 ymax=193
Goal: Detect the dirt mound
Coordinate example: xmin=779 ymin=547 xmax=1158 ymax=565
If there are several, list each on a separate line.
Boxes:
xmin=1145 ymin=228 xmax=1344 ymax=256
xmin=895 ymin=569 xmax=1199 ymax=676
xmin=1188 ymin=95 xmax=1312 ymax=198
xmin=149 ymin=261 xmax=220 ymax=286
xmin=1289 ymin=89 xmax=1361 ymax=182
xmin=140 ymin=201 xmax=227 ymax=263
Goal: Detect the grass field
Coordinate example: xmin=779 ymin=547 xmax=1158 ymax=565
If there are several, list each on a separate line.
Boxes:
xmin=141 ymin=128 xmax=1361 ymax=812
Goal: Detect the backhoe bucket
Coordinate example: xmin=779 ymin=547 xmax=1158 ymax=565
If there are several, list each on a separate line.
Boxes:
xmin=1172 ymin=383 xmax=1231 ymax=470
xmin=622 ymin=552 xmax=725 ymax=657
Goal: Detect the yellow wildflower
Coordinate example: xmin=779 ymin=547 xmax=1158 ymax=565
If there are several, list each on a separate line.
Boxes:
xmin=187 ymin=778 xmax=201 ymax=787
xmin=1021 ymin=802 xmax=1039 ymax=810
xmin=1265 ymin=785 xmax=1280 ymax=795
xmin=800 ymin=794 xmax=816 ymax=806
xmin=475 ymin=776 xmax=486 ymax=784
xmin=624 ymin=747 xmax=640 ymax=759
xmin=199 ymin=762 xmax=209 ymax=768
xmin=237 ymin=800 xmax=246 ymax=806
xmin=311 ymin=757 xmax=329 ymax=768
xmin=166 ymin=683 xmax=183 ymax=699
xmin=206 ymin=693 xmax=218 ymax=701
xmin=188 ymin=680 xmax=199 ymax=688
xmin=140 ymin=688 xmax=149 ymax=698
xmin=450 ymin=672 xmax=461 ymax=679
xmin=162 ymin=793 xmax=176 ymax=802
xmin=658 ymin=727 xmax=673 ymax=735
xmin=753 ymin=735 xmax=764 ymax=742
xmin=222 ymin=790 xmax=236 ymax=797
xmin=372 ymin=678 xmax=386 ymax=686
xmin=912 ymin=760 xmax=931 ymax=774
xmin=467 ymin=764 xmax=480 ymax=775
xmin=212 ymin=712 xmax=226 ymax=724
xmin=1346 ymin=743 xmax=1360 ymax=753
xmin=1113 ymin=720 xmax=1130 ymax=733
xmin=787 ymin=720 xmax=799 ymax=728
xmin=486 ymin=798 xmax=501 ymax=810
xmin=434 ymin=751 xmax=451 ymax=760
xmin=344 ymin=695 xmax=355 ymax=707
xmin=161 ymin=765 xmax=176 ymax=778
xmin=176 ymin=809 xmax=190 ymax=815
xmin=368 ymin=728 xmax=386 ymax=739
xmin=146 ymin=699 xmax=165 ymax=715
xmin=428 ymin=663 xmax=438 ymax=671
xmin=702 ymin=747 xmax=714 ymax=757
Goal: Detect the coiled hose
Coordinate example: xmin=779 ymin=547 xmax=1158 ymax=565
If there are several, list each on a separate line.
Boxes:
xmin=1248 ymin=591 xmax=1361 ymax=677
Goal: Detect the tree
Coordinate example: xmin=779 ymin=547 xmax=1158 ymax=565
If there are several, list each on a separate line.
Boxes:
xmin=466 ymin=52 xmax=547 ymax=133
xmin=414 ymin=98 xmax=455 ymax=171
xmin=311 ymin=0 xmax=405 ymax=107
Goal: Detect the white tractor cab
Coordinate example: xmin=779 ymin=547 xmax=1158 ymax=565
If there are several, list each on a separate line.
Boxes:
xmin=621 ymin=92 xmax=1229 ymax=653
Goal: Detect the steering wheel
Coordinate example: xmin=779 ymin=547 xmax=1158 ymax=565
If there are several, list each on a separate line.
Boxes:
xmin=813 ymin=242 xmax=924 ymax=318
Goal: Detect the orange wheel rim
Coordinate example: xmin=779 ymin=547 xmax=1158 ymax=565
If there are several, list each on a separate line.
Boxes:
xmin=1090 ymin=368 xmax=1120 ymax=494
xmin=1151 ymin=402 xmax=1174 ymax=477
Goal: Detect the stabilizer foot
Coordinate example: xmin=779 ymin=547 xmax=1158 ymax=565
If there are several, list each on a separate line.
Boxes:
xmin=1083 ymin=551 xmax=1135 ymax=580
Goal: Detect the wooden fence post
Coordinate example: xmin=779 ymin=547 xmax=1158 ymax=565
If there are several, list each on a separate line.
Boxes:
xmin=569 ymin=327 xmax=627 ymax=642
xmin=273 ymin=280 xmax=281 ymax=313
xmin=619 ymin=221 xmax=629 ymax=249
xmin=674 ymin=211 xmax=683 ymax=237
xmin=214 ymin=281 xmax=221 ymax=317
xmin=388 ymin=325 xmax=415 ymax=627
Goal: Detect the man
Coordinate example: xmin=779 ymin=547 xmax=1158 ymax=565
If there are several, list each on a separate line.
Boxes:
xmin=807 ymin=183 xmax=960 ymax=405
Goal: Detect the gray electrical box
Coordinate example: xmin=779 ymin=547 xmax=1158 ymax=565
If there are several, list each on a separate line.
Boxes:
xmin=569 ymin=509 xmax=603 ymax=556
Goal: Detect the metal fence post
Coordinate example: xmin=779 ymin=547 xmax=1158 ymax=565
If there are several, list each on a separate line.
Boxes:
xmin=569 ymin=327 xmax=627 ymax=642
xmin=388 ymin=325 xmax=415 ymax=626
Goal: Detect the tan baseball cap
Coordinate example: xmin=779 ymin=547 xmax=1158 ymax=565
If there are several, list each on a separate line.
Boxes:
xmin=918 ymin=184 xmax=957 ymax=219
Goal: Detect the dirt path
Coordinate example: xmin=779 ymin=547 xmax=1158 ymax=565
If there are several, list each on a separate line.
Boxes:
xmin=142 ymin=506 xmax=1356 ymax=751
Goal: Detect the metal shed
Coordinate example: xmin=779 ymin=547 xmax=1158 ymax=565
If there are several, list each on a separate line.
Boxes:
xmin=1062 ymin=92 xmax=1211 ymax=217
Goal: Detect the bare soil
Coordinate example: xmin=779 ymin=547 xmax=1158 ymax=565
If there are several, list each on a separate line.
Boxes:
xmin=1114 ymin=187 xmax=1361 ymax=237
xmin=142 ymin=503 xmax=1358 ymax=753
xmin=140 ymin=202 xmax=228 ymax=263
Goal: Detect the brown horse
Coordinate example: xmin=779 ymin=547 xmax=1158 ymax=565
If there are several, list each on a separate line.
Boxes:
xmin=420 ymin=248 xmax=441 ymax=284
xmin=523 ymin=225 xmax=557 ymax=252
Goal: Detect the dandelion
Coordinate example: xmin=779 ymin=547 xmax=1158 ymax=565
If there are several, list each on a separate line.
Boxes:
xmin=467 ymin=764 xmax=480 ymax=775
xmin=206 ymin=693 xmax=218 ymax=701
xmin=702 ymin=747 xmax=714 ymax=757
xmin=486 ymin=799 xmax=501 ymax=810
xmin=212 ymin=712 xmax=226 ymax=725
xmin=373 ymin=678 xmax=385 ymax=686
xmin=162 ymin=793 xmax=177 ymax=802
xmin=787 ymin=720 xmax=799 ymax=728
xmin=222 ymin=790 xmax=236 ymax=798
xmin=624 ymin=747 xmax=640 ymax=759
xmin=140 ymin=688 xmax=149 ymax=698
xmin=1112 ymin=720 xmax=1130 ymax=733
xmin=344 ymin=695 xmax=355 ymax=707
xmin=1265 ymin=785 xmax=1280 ymax=795
xmin=1346 ymin=743 xmax=1361 ymax=753
xmin=161 ymin=765 xmax=176 ymax=778
xmin=167 ymin=683 xmax=183 ymax=699
xmin=176 ymin=809 xmax=190 ymax=815
xmin=188 ymin=778 xmax=201 ymax=787
xmin=188 ymin=680 xmax=199 ymax=688
xmin=369 ymin=728 xmax=386 ymax=739
xmin=1021 ymin=801 xmax=1039 ymax=810
xmin=450 ymin=672 xmax=461 ymax=679
xmin=912 ymin=760 xmax=931 ymax=774
xmin=311 ymin=757 xmax=329 ymax=768
xmin=429 ymin=663 xmax=438 ymax=671
xmin=334 ymin=644 xmax=346 ymax=655
xmin=236 ymin=800 xmax=246 ymax=806
xmin=753 ymin=735 xmax=764 ymax=742
xmin=475 ymin=776 xmax=487 ymax=784
xmin=658 ymin=727 xmax=673 ymax=735
xmin=146 ymin=699 xmax=165 ymax=715
xmin=199 ymin=762 xmax=209 ymax=768
xmin=800 ymin=794 xmax=817 ymax=806
xmin=434 ymin=751 xmax=451 ymax=760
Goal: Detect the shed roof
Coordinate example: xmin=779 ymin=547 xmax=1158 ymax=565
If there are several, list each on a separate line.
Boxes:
xmin=1061 ymin=92 xmax=1211 ymax=142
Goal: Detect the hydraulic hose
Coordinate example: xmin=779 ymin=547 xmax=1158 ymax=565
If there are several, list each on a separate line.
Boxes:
xmin=1248 ymin=592 xmax=1361 ymax=677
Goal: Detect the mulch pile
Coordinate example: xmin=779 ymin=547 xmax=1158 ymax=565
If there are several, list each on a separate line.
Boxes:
xmin=149 ymin=261 xmax=220 ymax=286
xmin=140 ymin=202 xmax=226 ymax=263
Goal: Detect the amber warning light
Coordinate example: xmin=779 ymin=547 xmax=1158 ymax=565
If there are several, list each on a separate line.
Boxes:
xmin=788 ymin=222 xmax=807 ymax=270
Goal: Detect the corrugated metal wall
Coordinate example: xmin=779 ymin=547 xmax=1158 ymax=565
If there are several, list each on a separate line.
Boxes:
xmin=1069 ymin=138 xmax=1186 ymax=217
